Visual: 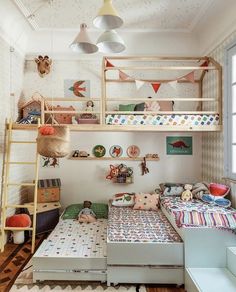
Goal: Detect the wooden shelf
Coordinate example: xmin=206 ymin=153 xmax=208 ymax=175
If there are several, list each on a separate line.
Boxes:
xmin=68 ymin=157 xmax=160 ymax=161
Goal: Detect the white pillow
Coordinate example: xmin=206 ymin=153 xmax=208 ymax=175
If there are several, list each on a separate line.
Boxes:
xmin=112 ymin=193 xmax=135 ymax=207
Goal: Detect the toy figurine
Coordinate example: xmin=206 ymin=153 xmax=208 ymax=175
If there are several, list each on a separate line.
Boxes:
xmin=77 ymin=201 xmax=97 ymax=223
xmin=86 ymin=100 xmax=94 ymax=112
xmin=181 ymin=184 xmax=193 ymax=201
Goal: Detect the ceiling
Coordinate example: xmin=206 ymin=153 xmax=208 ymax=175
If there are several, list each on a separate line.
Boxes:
xmin=13 ymin=0 xmax=214 ymax=32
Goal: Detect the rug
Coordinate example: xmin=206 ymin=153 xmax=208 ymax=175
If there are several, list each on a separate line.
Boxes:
xmin=0 ymin=234 xmax=46 ymax=292
xmin=10 ymin=260 xmax=146 ymax=291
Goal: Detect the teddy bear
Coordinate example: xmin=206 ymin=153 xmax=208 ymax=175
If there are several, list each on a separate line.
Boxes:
xmin=181 ymin=184 xmax=193 ymax=201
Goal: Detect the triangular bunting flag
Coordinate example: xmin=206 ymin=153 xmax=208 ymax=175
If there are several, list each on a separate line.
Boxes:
xmin=151 ymin=83 xmax=161 ymax=93
xmin=200 ymin=59 xmax=209 ymax=72
xmin=168 ymin=80 xmax=178 ymax=90
xmin=183 ymin=71 xmax=195 ymax=83
xmin=119 ymin=70 xmax=130 ymax=81
xmin=105 ymin=59 xmax=114 ymax=67
xmin=135 ymin=79 xmax=145 ymax=90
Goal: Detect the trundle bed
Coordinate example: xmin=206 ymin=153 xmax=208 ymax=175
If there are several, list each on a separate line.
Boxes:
xmin=33 ymin=219 xmax=107 ymax=282
xmin=33 ymin=204 xmax=184 ymax=284
xmin=33 ymin=197 xmax=236 ymax=286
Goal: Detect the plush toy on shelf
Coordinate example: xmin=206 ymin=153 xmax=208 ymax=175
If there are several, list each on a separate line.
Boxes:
xmin=77 ymin=201 xmax=97 ymax=223
xmin=181 ymin=184 xmax=193 ymax=201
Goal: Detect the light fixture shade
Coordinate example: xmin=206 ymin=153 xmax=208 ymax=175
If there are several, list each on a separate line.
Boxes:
xmin=97 ymin=30 xmax=125 ymax=53
xmin=70 ymin=23 xmax=98 ymax=54
xmin=93 ymin=0 xmax=123 ymax=30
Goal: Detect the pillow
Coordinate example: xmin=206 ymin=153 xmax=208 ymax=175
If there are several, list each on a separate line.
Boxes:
xmin=144 ymin=101 xmax=160 ymax=111
xmin=133 ymin=193 xmax=160 ymax=211
xmin=112 ymin=193 xmax=135 ymax=207
xmin=160 ymin=183 xmax=184 ymax=196
xmin=134 ymin=103 xmax=145 ymax=111
xmin=158 ymin=101 xmax=173 ymax=111
xmin=144 ymin=101 xmax=173 ymax=112
xmin=62 ymin=203 xmax=108 ymax=219
xmin=119 ymin=104 xmax=136 ymax=112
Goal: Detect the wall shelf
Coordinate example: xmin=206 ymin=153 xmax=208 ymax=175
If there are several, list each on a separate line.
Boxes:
xmin=68 ymin=157 xmax=160 ymax=161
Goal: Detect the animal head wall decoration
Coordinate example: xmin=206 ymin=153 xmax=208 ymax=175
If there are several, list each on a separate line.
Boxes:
xmin=35 ymin=55 xmax=52 ymax=77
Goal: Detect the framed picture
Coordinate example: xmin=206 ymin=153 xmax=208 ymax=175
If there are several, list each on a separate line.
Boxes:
xmin=166 ymin=136 xmax=193 ymax=155
xmin=64 ymin=80 xmax=90 ymax=98
xmin=41 ymin=156 xmax=60 ymax=168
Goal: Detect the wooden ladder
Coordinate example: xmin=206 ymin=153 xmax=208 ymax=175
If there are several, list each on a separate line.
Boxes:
xmin=0 ymin=120 xmax=39 ymax=253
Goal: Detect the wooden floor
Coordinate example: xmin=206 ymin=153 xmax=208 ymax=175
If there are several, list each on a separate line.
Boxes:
xmin=0 ymin=240 xmax=185 ymax=292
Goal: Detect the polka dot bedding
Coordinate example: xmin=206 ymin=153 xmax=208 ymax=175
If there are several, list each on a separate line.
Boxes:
xmin=108 ymin=206 xmax=182 ymax=243
xmin=106 ymin=114 xmax=219 ymax=126
xmin=36 ymin=219 xmax=107 ymax=258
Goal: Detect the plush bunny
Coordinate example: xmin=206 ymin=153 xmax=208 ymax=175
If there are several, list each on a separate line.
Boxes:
xmin=181 ymin=184 xmax=193 ymax=201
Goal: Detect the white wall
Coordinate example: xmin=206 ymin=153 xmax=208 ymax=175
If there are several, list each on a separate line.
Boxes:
xmin=36 ymin=132 xmax=201 ymax=207
xmin=22 ymin=58 xmax=202 ymax=207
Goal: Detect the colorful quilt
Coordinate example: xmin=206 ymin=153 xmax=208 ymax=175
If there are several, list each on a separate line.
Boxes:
xmin=108 ymin=206 xmax=182 ymax=243
xmin=106 ymin=114 xmax=219 ymax=126
xmin=161 ymin=196 xmax=236 ymax=230
xmin=36 ymin=219 xmax=107 ymax=258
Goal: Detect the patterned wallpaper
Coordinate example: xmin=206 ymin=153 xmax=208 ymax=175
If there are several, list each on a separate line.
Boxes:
xmin=202 ymin=30 xmax=236 ymax=207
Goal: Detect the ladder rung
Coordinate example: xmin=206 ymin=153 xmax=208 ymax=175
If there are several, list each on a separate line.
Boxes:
xmin=4 ymin=227 xmax=33 ymax=231
xmin=8 ymin=162 xmax=36 ymax=165
xmin=7 ymin=183 xmax=35 ymax=186
xmin=10 ymin=141 xmax=36 ymax=144
xmin=5 ymin=204 xmax=35 ymax=209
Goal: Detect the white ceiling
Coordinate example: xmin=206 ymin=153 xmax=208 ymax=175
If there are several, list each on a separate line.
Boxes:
xmin=14 ymin=0 xmax=214 ymax=32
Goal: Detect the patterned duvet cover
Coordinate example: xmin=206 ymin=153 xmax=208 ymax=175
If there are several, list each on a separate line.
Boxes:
xmin=108 ymin=206 xmax=182 ymax=243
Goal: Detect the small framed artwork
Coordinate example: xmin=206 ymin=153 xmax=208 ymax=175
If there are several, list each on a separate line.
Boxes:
xmin=64 ymin=80 xmax=90 ymax=98
xmin=41 ymin=156 xmax=60 ymax=168
xmin=166 ymin=136 xmax=193 ymax=155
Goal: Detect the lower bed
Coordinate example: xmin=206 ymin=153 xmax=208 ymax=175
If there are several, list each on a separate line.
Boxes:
xmin=33 ymin=219 xmax=107 ymax=282
xmin=107 ymin=206 xmax=184 ymax=285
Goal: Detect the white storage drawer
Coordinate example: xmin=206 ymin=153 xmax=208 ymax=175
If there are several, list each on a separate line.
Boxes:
xmin=107 ymin=242 xmax=184 ymax=266
xmin=107 ymin=266 xmax=184 ymax=285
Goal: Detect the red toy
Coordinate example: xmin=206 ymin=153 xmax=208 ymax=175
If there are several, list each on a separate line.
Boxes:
xmin=39 ymin=125 xmax=55 ymax=135
xmin=6 ymin=214 xmax=31 ymax=227
xmin=106 ymin=165 xmax=119 ymax=180
xmin=209 ymin=183 xmax=230 ymax=197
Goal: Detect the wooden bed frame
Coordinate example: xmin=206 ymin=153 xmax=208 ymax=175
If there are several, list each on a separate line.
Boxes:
xmin=23 ymin=55 xmax=222 ymax=133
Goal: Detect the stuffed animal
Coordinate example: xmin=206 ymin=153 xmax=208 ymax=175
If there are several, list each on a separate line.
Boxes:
xmin=6 ymin=214 xmax=31 ymax=244
xmin=77 ymin=201 xmax=97 ymax=223
xmin=181 ymin=184 xmax=193 ymax=201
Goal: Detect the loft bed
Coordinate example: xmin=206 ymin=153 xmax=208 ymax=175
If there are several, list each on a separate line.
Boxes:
xmin=102 ymin=56 xmax=222 ymax=132
xmin=12 ymin=56 xmax=222 ymax=132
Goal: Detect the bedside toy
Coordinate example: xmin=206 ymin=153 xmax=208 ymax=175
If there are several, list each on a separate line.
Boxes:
xmin=181 ymin=184 xmax=193 ymax=201
xmin=6 ymin=214 xmax=31 ymax=244
xmin=78 ymin=201 xmax=97 ymax=223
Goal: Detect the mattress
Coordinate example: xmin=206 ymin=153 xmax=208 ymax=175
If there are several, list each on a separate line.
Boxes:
xmin=161 ymin=196 xmax=236 ymax=215
xmin=35 ymin=219 xmax=107 ymax=258
xmin=106 ymin=114 xmax=219 ymax=126
xmin=161 ymin=196 xmax=236 ymax=230
xmin=108 ymin=206 xmax=182 ymax=243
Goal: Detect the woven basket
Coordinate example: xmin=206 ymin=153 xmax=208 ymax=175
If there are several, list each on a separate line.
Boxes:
xmin=37 ymin=126 xmax=70 ymax=158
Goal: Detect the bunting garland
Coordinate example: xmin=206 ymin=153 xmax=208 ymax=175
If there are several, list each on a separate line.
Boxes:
xmin=105 ymin=59 xmax=114 ymax=67
xmin=119 ymin=70 xmax=129 ymax=81
xmin=151 ymin=83 xmax=161 ymax=93
xmin=135 ymin=80 xmax=145 ymax=90
xmin=105 ymin=58 xmax=210 ymax=94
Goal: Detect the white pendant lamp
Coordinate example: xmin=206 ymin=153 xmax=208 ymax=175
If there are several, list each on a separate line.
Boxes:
xmin=93 ymin=0 xmax=123 ymax=30
xmin=97 ymin=30 xmax=125 ymax=53
xmin=70 ymin=23 xmax=98 ymax=54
